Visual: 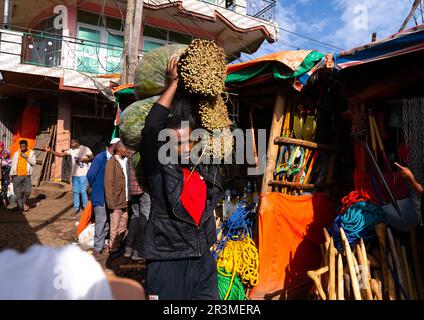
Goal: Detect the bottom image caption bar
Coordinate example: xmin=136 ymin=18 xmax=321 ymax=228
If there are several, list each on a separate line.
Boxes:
xmin=161 ymin=303 xmax=262 ymax=318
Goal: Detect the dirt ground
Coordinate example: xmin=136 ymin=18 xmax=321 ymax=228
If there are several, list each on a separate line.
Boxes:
xmin=0 ymin=192 xmax=145 ymax=285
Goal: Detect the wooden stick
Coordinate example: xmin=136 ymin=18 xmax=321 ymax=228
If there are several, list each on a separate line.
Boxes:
xmin=323 ymin=228 xmax=331 ymax=244
xmin=340 ymin=228 xmax=362 ymax=300
xmin=375 ymin=223 xmax=391 ymax=299
xmin=337 ymin=253 xmax=344 ymax=300
xmin=387 ymin=252 xmax=398 ymax=300
xmin=356 ymin=244 xmax=373 ymax=300
xmin=274 ymin=136 xmax=342 ymax=153
xmin=307 ymin=267 xmax=329 ymax=300
xmin=360 ymin=239 xmax=370 ymax=274
xmin=370 ymin=279 xmax=383 ymax=300
xmin=344 ymin=273 xmax=351 ymax=300
xmin=401 ymin=245 xmax=416 ymax=300
xmin=328 ymin=237 xmax=336 ymax=300
xmin=387 ymin=228 xmax=406 ymax=299
xmin=352 ymin=253 xmax=365 ymax=300
xmin=410 ymin=228 xmax=424 ymax=299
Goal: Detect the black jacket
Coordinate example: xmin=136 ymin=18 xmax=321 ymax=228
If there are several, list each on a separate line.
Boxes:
xmin=140 ymin=103 xmax=224 ymax=260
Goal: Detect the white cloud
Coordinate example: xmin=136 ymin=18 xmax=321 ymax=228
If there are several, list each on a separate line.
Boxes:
xmin=331 ymin=0 xmax=413 ymax=49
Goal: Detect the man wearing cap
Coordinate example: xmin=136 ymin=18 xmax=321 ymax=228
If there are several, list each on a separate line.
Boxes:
xmin=86 ymin=138 xmax=119 ymax=260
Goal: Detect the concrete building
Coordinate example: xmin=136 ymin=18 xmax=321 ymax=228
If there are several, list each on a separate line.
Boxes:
xmin=0 ymin=0 xmax=278 ymax=182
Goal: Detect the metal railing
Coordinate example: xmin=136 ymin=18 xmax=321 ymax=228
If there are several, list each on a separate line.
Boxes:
xmin=246 ymin=0 xmax=276 ymax=21
xmin=20 ymin=30 xmax=125 ymax=74
xmin=199 ymin=0 xmax=276 ymax=21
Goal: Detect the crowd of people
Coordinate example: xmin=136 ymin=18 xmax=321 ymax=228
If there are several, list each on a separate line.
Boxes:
xmin=46 ymin=137 xmax=150 ymax=262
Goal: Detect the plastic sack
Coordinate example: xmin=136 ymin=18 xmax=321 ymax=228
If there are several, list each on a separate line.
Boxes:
xmin=119 ymin=96 xmax=159 ymax=148
xmin=134 ymin=44 xmax=187 ymax=99
xmin=78 ymin=223 xmax=95 ymax=250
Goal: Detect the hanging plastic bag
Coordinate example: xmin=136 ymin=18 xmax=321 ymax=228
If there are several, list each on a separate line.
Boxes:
xmin=134 ymin=44 xmax=187 ymax=99
xmin=78 ymin=223 xmax=95 ymax=250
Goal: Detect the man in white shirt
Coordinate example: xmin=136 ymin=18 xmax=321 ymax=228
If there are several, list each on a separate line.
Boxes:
xmin=47 ymin=138 xmax=93 ymax=215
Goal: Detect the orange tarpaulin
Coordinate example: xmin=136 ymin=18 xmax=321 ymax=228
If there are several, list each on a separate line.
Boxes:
xmin=9 ymin=105 xmax=40 ymax=157
xmin=250 ymin=192 xmax=337 ymax=300
xmin=226 ymin=50 xmax=313 ymax=75
xmin=77 ymin=201 xmax=94 ymax=236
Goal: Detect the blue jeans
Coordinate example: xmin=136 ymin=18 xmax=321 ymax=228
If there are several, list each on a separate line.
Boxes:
xmin=72 ymin=176 xmax=88 ymax=211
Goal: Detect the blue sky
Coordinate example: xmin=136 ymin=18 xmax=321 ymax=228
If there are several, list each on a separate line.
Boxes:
xmin=241 ymin=0 xmax=422 ymax=60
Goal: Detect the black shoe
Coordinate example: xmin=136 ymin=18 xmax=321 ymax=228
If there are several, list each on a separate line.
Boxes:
xmin=109 ymin=250 xmax=122 ymax=259
xmin=71 ymin=209 xmax=80 ymax=216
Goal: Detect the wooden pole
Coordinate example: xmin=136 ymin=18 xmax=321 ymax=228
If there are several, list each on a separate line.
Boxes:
xmin=387 ymin=228 xmax=407 ymax=299
xmin=128 ymin=0 xmax=143 ymax=84
xmin=328 ymin=237 xmax=336 ymax=300
xmin=337 ymin=253 xmax=344 ymax=300
xmin=356 ymin=244 xmax=373 ymax=300
xmin=121 ymin=0 xmax=135 ymax=84
xmin=261 ymin=91 xmax=287 ymax=193
xmin=340 ymin=228 xmax=362 ymax=300
xmin=410 ymin=228 xmax=424 ymax=299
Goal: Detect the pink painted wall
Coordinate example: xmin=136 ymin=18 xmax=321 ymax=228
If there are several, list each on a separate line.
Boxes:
xmin=51 ymin=95 xmax=71 ymax=180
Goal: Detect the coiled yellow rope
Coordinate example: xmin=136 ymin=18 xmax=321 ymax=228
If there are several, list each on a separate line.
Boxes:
xmin=216 ymin=236 xmax=259 ymax=300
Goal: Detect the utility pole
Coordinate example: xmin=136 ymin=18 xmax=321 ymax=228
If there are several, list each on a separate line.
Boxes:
xmin=128 ymin=0 xmax=143 ymax=84
xmin=399 ymin=0 xmax=422 ymax=32
xmin=121 ymin=0 xmax=143 ymax=85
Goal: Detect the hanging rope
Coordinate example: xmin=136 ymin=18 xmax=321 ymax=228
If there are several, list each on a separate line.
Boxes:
xmin=213 ymin=202 xmax=256 ymax=259
xmin=329 ymin=201 xmax=386 ymax=251
xmin=216 ymin=236 xmax=259 ymax=300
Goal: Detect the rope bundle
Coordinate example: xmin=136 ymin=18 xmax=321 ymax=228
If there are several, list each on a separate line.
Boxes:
xmin=213 ymin=202 xmax=259 ymax=300
xmin=329 ymin=199 xmax=386 ymax=251
xmin=213 ymin=202 xmax=256 ymax=258
xmin=216 ymin=237 xmax=259 ymax=300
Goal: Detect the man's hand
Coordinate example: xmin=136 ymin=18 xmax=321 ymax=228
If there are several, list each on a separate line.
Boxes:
xmin=20 ymin=152 xmax=28 ymax=160
xmin=394 ymin=162 xmax=415 ymax=180
xmin=166 ymin=57 xmax=179 ymax=84
xmin=46 ymin=146 xmax=51 ymax=153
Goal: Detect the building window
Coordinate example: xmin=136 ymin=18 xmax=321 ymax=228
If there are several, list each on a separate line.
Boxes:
xmin=76 ymin=23 xmax=123 ymax=74
xmin=142 ymin=25 xmax=192 ymax=52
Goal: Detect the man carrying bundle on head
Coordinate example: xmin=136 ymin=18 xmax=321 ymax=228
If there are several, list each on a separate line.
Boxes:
xmin=140 ymin=57 xmax=224 ymax=300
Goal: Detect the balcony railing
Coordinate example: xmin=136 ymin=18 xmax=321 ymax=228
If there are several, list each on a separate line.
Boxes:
xmin=199 ymin=0 xmax=276 ymax=21
xmin=246 ymin=0 xmax=276 ymax=21
xmin=20 ymin=30 xmax=125 ymax=74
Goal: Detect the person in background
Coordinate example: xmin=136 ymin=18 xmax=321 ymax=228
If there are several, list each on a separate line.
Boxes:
xmin=395 ymin=162 xmax=424 ymax=197
xmin=124 ymin=146 xmax=150 ymax=262
xmin=0 ymin=149 xmax=12 ymax=209
xmin=47 ymin=138 xmax=93 ymax=216
xmin=104 ymin=141 xmax=129 ymax=259
xmin=10 ymin=140 xmax=36 ymax=212
xmin=87 ymin=138 xmax=120 ymax=261
xmin=0 ymin=245 xmax=145 ymax=300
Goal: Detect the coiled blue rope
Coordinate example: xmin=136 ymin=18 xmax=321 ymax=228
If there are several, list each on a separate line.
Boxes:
xmin=213 ymin=201 xmax=256 ymax=259
xmin=329 ymin=201 xmax=386 ymax=252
